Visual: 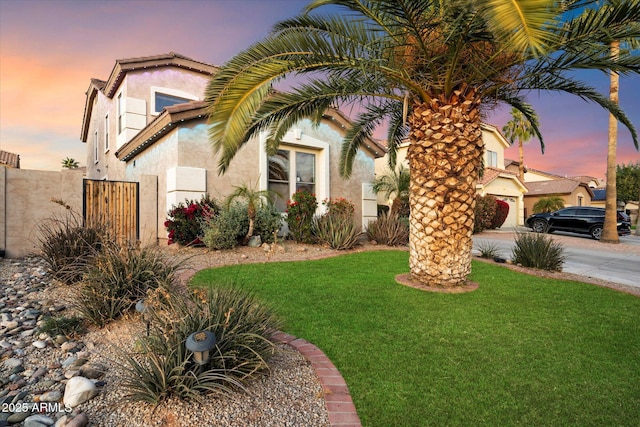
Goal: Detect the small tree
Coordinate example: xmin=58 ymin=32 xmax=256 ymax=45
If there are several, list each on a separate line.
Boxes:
xmin=61 ymin=157 xmax=79 ymax=169
xmin=474 ymin=195 xmax=497 ymax=234
xmin=372 ymin=165 xmax=410 ymax=217
xmin=533 ymin=196 xmax=565 ymax=214
xmin=616 ymin=162 xmax=640 ymax=204
xmin=226 ymin=179 xmax=275 ymax=245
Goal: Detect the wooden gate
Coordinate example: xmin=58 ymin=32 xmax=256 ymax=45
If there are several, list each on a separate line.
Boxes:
xmin=84 ymin=179 xmax=139 ymax=245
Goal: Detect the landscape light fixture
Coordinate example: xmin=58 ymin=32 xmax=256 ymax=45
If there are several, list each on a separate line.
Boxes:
xmin=186 ymin=330 xmax=217 ymax=365
xmin=136 ymin=299 xmax=150 ymax=336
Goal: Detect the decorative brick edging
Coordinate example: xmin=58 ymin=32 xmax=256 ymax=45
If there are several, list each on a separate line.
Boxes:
xmin=272 ymin=332 xmax=362 ymax=427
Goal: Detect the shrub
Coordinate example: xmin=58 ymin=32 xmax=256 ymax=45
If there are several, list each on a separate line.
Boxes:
xmin=533 ymin=196 xmax=565 ymax=213
xmin=165 ymin=196 xmax=219 ymax=246
xmin=73 ymin=245 xmax=182 ymax=327
xmin=118 ymin=286 xmax=281 ymax=404
xmin=490 ymin=199 xmax=510 ymax=229
xmin=475 ymin=240 xmax=502 ymax=259
xmin=474 ymin=194 xmax=497 ymax=233
xmin=511 ymin=232 xmax=566 ymax=271
xmin=366 ymin=212 xmax=409 ymax=246
xmin=202 ymin=203 xmax=247 ymax=250
xmin=38 ymin=315 xmax=85 ymax=338
xmin=286 ymin=190 xmax=317 ymax=243
xmin=313 ymin=198 xmax=360 ymax=250
xmin=37 ymin=200 xmax=106 ymax=284
xmin=254 ymin=205 xmax=282 ymax=243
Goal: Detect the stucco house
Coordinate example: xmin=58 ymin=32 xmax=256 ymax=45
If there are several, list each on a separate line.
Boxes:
xmin=374 ymin=123 xmax=528 ymax=227
xmin=81 ymin=52 xmax=383 ymax=243
xmin=523 ymin=179 xmax=594 ymax=217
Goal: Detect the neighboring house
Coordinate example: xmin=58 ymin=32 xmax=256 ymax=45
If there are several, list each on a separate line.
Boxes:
xmin=374 ymin=123 xmax=528 ymax=227
xmin=0 ymin=150 xmax=20 ymax=169
xmin=81 ymin=52 xmax=383 ymax=243
xmin=523 ymin=179 xmax=594 ymax=218
xmin=522 ymin=167 xmax=564 ymax=182
xmin=590 ymin=188 xmax=606 ymax=208
xmin=569 ymin=175 xmax=602 ymax=188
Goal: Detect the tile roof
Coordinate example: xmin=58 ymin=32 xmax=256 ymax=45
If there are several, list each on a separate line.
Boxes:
xmin=524 ymin=178 xmax=594 ymax=197
xmin=0 ymin=150 xmax=20 ymax=168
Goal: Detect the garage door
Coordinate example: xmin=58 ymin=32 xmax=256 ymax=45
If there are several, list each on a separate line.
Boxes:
xmin=500 ymin=197 xmax=517 ymax=228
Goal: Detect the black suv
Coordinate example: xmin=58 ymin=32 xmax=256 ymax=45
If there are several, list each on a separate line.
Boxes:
xmin=525 ymin=207 xmax=631 ymax=240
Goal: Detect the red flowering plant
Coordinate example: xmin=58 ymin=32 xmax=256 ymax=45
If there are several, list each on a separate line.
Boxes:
xmin=165 ymin=195 xmax=220 ymax=245
xmin=490 ymin=199 xmax=510 ymax=229
xmin=285 ymin=190 xmax=317 ymax=243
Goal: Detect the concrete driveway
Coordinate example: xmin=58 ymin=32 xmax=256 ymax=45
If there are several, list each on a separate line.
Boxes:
xmin=473 ymin=228 xmax=640 ymax=290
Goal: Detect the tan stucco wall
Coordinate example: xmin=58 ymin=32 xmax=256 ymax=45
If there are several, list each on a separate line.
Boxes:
xmin=481 ymin=178 xmax=525 ymax=227
xmin=1 ymin=169 xmax=84 ymax=258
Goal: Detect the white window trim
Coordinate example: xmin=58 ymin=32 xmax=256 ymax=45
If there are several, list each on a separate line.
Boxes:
xmin=150 ymin=86 xmax=198 ymax=115
xmin=104 ymin=114 xmax=110 ymax=153
xmin=259 ymin=129 xmax=330 ymax=214
xmin=94 ymin=130 xmax=99 ymax=164
xmin=117 ymin=91 xmax=124 ymax=135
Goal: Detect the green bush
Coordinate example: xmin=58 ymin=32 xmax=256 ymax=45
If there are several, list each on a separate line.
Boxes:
xmin=474 ymin=194 xmax=497 ymax=233
xmin=118 ymin=286 xmax=281 ymax=404
xmin=366 ymin=212 xmax=409 ymax=246
xmin=202 ymin=203 xmax=247 ymax=250
xmin=73 ymin=245 xmax=182 ymax=327
xmin=511 ymin=232 xmax=566 ymax=271
xmin=313 ymin=198 xmax=360 ymax=250
xmin=38 ymin=315 xmax=85 ymax=338
xmin=475 ymin=240 xmax=502 ymax=259
xmin=286 ymin=190 xmax=317 ymax=243
xmin=37 ymin=200 xmax=105 ymax=284
xmin=254 ymin=205 xmax=282 ymax=243
xmin=165 ymin=195 xmax=219 ymax=246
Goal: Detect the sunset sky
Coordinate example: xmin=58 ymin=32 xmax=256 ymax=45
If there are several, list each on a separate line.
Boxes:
xmin=1 ymin=0 xmax=638 ymax=180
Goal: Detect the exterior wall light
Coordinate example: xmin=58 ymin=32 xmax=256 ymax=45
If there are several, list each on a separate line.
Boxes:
xmin=186 ymin=331 xmax=217 ymax=365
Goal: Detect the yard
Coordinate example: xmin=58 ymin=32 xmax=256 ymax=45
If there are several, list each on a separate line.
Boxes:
xmin=191 ymin=250 xmax=640 ymax=426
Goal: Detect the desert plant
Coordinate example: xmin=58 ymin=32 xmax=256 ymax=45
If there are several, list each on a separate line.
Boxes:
xmin=475 ymin=240 xmax=502 ymax=259
xmin=226 ymin=180 xmax=276 ymax=245
xmin=118 ymin=286 xmax=281 ymax=404
xmin=253 ymin=205 xmax=282 ymax=243
xmin=490 ymin=199 xmax=510 ymax=229
xmin=73 ymin=245 xmax=182 ymax=327
xmin=366 ymin=212 xmax=409 ymax=246
xmin=37 ymin=199 xmax=106 ymax=284
xmin=372 ymin=165 xmax=410 ymax=217
xmin=38 ymin=315 xmax=85 ymax=338
xmin=533 ymin=196 xmax=565 ymax=214
xmin=286 ymin=190 xmax=317 ymax=243
xmin=511 ymin=232 xmax=566 ymax=271
xmin=61 ymin=157 xmax=79 ymax=169
xmin=313 ymin=198 xmax=360 ymax=250
xmin=165 ymin=196 xmax=219 ymax=246
xmin=474 ymin=195 xmax=498 ymax=234
xmin=202 ymin=203 xmax=247 ymax=250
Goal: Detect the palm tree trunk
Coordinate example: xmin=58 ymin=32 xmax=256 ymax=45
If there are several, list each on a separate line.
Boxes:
xmin=602 ymin=40 xmax=620 ymax=244
xmin=407 ymin=86 xmax=483 ymax=288
xmin=518 ymin=140 xmax=525 ymax=182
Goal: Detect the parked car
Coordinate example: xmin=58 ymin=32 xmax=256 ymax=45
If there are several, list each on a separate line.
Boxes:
xmin=525 ymin=207 xmax=631 ymax=240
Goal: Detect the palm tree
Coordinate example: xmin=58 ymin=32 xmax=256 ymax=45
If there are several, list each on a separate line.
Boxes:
xmin=602 ymin=40 xmax=621 ymax=244
xmin=61 ymin=157 xmax=79 ymax=169
xmin=502 ymin=108 xmax=539 ymax=182
xmin=372 ymin=165 xmax=410 ymax=216
xmin=226 ymin=179 xmax=274 ymax=245
xmin=205 ymin=0 xmax=640 ymax=289
xmin=533 ymin=196 xmax=565 ymax=214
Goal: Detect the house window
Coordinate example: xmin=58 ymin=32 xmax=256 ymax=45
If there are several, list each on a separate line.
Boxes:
xmin=150 ymin=87 xmax=198 ymax=114
xmin=117 ymin=93 xmax=124 ymax=134
xmin=94 ymin=131 xmax=99 ymax=164
xmin=486 ymin=150 xmax=498 ymax=168
xmin=104 ymin=114 xmax=109 ymax=152
xmin=268 ymin=149 xmax=316 ymax=212
xmin=578 ymin=196 xmax=583 ymax=206
xmin=154 ymin=92 xmax=190 ymax=112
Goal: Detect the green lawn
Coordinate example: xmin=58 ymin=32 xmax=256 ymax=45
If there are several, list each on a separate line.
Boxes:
xmin=191 ymin=251 xmax=640 ymax=427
